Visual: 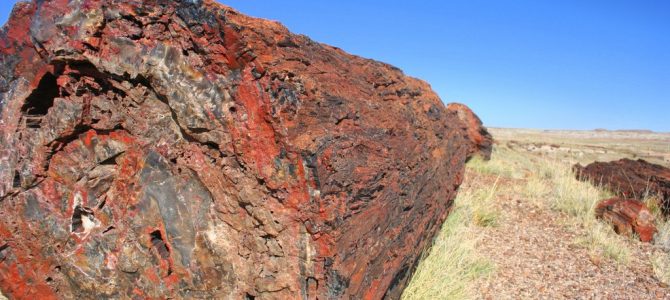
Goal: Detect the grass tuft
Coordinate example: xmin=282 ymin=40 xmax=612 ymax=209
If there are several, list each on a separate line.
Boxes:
xmin=472 ymin=178 xmax=500 ymax=227
xmin=575 ymin=221 xmax=631 ymax=265
xmin=401 ymin=168 xmax=496 ymax=299
xmin=652 ymin=221 xmax=670 ymax=285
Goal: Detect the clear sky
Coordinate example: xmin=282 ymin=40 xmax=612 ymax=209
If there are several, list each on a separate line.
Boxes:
xmin=2 ymin=1 xmax=669 ymax=131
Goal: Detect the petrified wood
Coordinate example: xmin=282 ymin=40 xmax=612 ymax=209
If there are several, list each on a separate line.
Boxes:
xmin=0 ymin=1 xmax=478 ymax=299
xmin=574 ymin=159 xmax=670 ymax=216
xmin=447 ymin=102 xmax=493 ymax=160
xmin=595 ymin=197 xmax=656 ymax=242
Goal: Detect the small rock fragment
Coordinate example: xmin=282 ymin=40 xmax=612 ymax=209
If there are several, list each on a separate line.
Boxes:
xmin=595 ymin=197 xmax=656 ymax=242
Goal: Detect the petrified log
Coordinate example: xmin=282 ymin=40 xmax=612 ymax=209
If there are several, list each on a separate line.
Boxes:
xmin=446 ymin=103 xmax=493 ymax=160
xmin=595 ymin=198 xmax=656 ymax=242
xmin=574 ymin=159 xmax=670 ymax=215
xmin=0 ymin=1 xmax=477 ymax=299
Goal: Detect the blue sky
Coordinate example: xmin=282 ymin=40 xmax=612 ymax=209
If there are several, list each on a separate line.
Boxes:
xmin=2 ymin=1 xmax=669 ymax=131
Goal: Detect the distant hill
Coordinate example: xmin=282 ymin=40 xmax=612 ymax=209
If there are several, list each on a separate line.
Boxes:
xmin=594 ymin=128 xmax=655 ymax=134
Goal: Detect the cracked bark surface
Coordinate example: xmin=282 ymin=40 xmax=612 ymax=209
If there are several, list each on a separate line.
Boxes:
xmin=0 ymin=1 xmax=480 ymax=299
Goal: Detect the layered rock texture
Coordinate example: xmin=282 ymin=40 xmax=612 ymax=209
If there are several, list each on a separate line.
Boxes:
xmin=595 ymin=198 xmax=656 ymax=242
xmin=0 ymin=0 xmax=484 ymax=299
xmin=446 ymin=103 xmax=492 ymax=160
xmin=574 ymin=159 xmax=670 ymax=216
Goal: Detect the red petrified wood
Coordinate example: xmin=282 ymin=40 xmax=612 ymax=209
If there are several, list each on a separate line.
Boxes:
xmin=595 ymin=198 xmax=656 ymax=242
xmin=446 ymin=103 xmax=493 ymax=160
xmin=0 ymin=0 xmax=484 ymax=299
xmin=574 ymin=158 xmax=670 ymax=216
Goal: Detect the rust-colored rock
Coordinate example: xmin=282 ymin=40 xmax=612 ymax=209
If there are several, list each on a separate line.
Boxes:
xmin=447 ymin=103 xmax=493 ymax=160
xmin=0 ymin=1 xmax=480 ymax=299
xmin=574 ymin=158 xmax=670 ymax=215
xmin=595 ymin=198 xmax=656 ymax=242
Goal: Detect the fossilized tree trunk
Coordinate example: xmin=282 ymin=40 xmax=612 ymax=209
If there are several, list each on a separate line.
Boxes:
xmin=0 ymin=1 xmax=482 ymax=299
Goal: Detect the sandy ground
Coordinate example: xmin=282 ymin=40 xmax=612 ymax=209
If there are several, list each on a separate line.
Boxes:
xmin=473 ymin=174 xmax=669 ymax=299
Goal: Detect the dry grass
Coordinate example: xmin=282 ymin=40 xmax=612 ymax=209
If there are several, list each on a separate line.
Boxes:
xmin=493 ymin=128 xmax=670 ymax=282
xmin=401 ymin=163 xmax=497 ymax=299
xmin=652 ymin=251 xmax=670 ymax=285
xmin=499 ymin=147 xmax=631 ymax=265
xmin=403 ymin=141 xmax=670 ymax=299
xmin=647 ymin=207 xmax=670 ymax=285
xmin=652 ymin=217 xmax=670 ymax=286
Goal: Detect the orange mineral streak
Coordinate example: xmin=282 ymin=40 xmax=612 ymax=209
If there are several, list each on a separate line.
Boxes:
xmin=363 ymin=278 xmax=383 ymax=300
xmin=109 ymin=130 xmax=135 ymax=145
xmin=231 ymin=69 xmax=312 ymax=209
xmin=234 ymin=72 xmax=281 ymax=176
xmin=0 ymin=262 xmax=57 ymax=300
xmin=114 ymin=148 xmax=144 ymax=211
xmin=0 ymin=221 xmax=57 ymax=299
xmin=223 ymin=25 xmax=243 ymax=69
xmin=81 ymin=129 xmax=97 ymax=147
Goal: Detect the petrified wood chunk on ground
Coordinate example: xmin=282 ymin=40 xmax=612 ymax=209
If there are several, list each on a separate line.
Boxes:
xmin=574 ymin=159 xmax=670 ymax=215
xmin=595 ymin=198 xmax=656 ymax=242
xmin=0 ymin=0 xmax=478 ymax=299
xmin=447 ymin=103 xmax=493 ymax=160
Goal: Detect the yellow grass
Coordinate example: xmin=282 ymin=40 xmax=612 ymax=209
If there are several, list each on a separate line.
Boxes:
xmin=403 ymin=143 xmax=655 ymax=299
xmin=652 ymin=219 xmax=670 ymax=285
xmin=401 ymin=165 xmax=496 ymax=299
xmin=652 ymin=252 xmax=670 ymax=285
xmin=513 ymin=149 xmax=631 ymax=264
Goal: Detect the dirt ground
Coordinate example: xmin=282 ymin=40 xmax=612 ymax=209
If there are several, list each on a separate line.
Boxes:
xmin=477 ymin=128 xmax=670 ymax=299
xmin=473 ymin=173 xmax=669 ymax=299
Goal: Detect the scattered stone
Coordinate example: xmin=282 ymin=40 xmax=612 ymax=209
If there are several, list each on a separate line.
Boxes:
xmin=595 ymin=198 xmax=656 ymax=242
xmin=447 ymin=103 xmax=493 ymax=160
xmin=574 ymin=159 xmax=670 ymax=215
xmin=0 ymin=0 xmax=482 ymax=298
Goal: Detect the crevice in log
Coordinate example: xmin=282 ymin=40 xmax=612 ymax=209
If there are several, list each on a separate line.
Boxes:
xmin=150 ymin=230 xmax=171 ymax=259
xmin=21 ymin=72 xmax=58 ymax=116
xmin=0 ymin=243 xmax=9 ymax=263
xmin=12 ymin=170 xmax=21 ymax=188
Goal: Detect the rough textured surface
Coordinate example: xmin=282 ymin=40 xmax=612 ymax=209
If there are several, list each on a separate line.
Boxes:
xmin=469 ymin=169 xmax=670 ymax=299
xmin=446 ymin=103 xmax=492 ymax=160
xmin=574 ymin=159 xmax=670 ymax=215
xmin=0 ymin=1 xmax=475 ymax=299
xmin=595 ymin=198 xmax=657 ymax=242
